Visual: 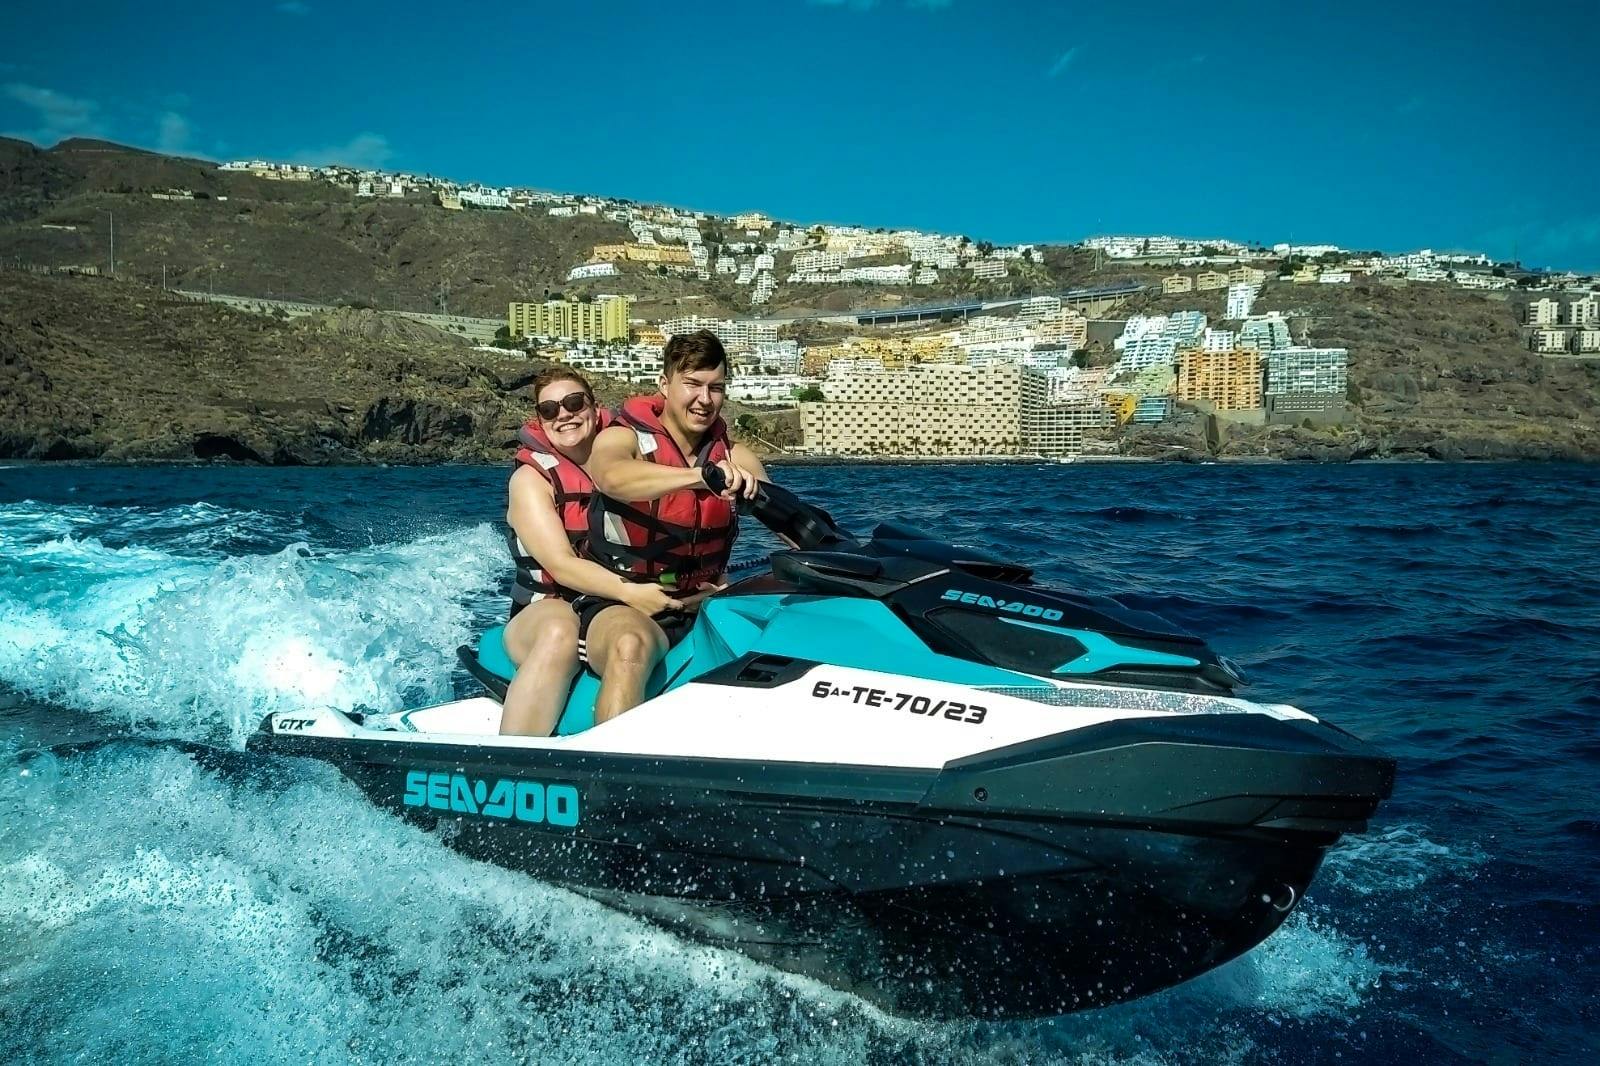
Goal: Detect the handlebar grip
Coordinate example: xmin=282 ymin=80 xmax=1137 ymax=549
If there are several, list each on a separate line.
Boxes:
xmin=701 ymin=463 xmax=728 ymax=494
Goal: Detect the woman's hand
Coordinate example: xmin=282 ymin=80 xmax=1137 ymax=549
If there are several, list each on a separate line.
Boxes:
xmin=620 ymin=582 xmax=683 ymax=617
xmin=676 ymin=582 xmax=728 ymax=609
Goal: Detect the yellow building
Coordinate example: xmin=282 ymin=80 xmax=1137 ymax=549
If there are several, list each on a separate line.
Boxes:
xmin=591 ymin=243 xmax=694 ymax=266
xmin=1229 ymin=265 xmax=1268 ymax=286
xmin=1291 ymin=265 xmax=1319 ymax=283
xmin=1195 ymin=271 xmax=1230 ymax=291
xmin=634 ymin=325 xmax=667 ymax=348
xmin=1176 ymin=349 xmax=1262 ymax=411
xmin=731 ymin=212 xmax=771 ymax=230
xmin=508 ymin=295 xmax=633 ymax=342
xmin=1162 ymin=274 xmax=1194 ymax=295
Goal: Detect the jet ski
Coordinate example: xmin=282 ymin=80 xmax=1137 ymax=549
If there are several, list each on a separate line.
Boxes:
xmin=248 ymin=481 xmax=1394 ymax=1019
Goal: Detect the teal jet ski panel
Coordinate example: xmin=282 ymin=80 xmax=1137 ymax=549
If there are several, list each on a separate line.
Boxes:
xmin=467 ymin=592 xmax=1046 ymax=736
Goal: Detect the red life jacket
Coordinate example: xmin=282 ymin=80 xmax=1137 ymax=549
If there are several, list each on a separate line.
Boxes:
xmin=586 ymin=394 xmax=738 ymax=591
xmin=507 ymin=408 xmax=612 ymax=605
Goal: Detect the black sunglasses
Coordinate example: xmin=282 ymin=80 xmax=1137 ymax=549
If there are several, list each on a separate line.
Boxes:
xmin=536 ymin=391 xmax=593 ymax=421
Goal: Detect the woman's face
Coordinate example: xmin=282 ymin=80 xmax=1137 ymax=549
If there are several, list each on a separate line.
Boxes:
xmin=536 ymin=379 xmax=596 ymax=450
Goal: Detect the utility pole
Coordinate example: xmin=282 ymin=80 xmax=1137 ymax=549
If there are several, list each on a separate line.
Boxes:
xmin=103 ymin=209 xmax=115 ymax=276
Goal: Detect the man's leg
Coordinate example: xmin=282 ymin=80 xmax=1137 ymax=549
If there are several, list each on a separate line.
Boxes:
xmin=581 ymin=604 xmax=669 ymax=725
xmin=499 ymin=599 xmax=580 ymax=736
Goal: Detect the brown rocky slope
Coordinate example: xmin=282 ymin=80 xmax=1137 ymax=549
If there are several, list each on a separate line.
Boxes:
xmin=0 ymin=272 xmax=634 ymax=463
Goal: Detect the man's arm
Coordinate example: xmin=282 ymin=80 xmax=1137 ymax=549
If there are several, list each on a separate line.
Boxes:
xmin=586 ymin=424 xmax=707 ymax=503
xmin=507 ymin=466 xmax=680 ymax=611
xmin=729 ymin=443 xmax=770 ymax=483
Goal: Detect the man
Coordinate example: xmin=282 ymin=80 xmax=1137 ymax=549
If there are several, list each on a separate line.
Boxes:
xmin=578 ymin=329 xmax=771 ymax=724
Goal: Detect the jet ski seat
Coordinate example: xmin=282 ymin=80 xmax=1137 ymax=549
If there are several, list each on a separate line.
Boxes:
xmin=457 ymin=609 xmax=742 ymax=736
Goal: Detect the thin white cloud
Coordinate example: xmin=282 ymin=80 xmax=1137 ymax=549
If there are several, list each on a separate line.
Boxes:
xmin=2 ymin=82 xmax=106 ymax=145
xmin=1046 ymin=47 xmax=1079 ymax=79
xmin=277 ymin=1 xmax=311 ymax=14
xmin=157 ymin=111 xmax=191 ymax=154
xmin=288 ymin=132 xmax=393 ymax=168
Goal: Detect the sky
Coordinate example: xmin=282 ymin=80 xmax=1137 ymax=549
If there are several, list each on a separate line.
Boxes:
xmin=3 ymin=0 xmax=1598 ymax=270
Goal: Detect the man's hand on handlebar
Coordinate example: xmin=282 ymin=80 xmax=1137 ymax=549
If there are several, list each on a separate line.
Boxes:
xmin=704 ymin=459 xmax=761 ymax=501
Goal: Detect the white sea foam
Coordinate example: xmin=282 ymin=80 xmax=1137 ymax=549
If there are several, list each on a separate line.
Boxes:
xmin=0 ymin=742 xmax=1396 ymax=1066
xmin=0 ymin=516 xmax=503 ymax=745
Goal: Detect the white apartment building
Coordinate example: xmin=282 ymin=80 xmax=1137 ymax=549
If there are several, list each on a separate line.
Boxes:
xmin=1566 ymin=295 xmax=1598 ymax=326
xmin=1531 ymin=328 xmax=1569 ymax=353
xmin=1527 ymin=298 xmax=1561 ymax=326
xmin=1265 ymin=347 xmax=1348 ymax=395
xmin=548 ymin=206 xmax=577 ymax=217
xmin=749 ymin=340 xmax=801 ymax=373
xmin=1203 ymin=328 xmax=1236 ymax=352
xmin=751 ymin=272 xmax=777 ymax=305
xmin=735 ymin=263 xmax=756 ymax=285
xmin=1239 ymin=313 xmax=1293 ymax=351
xmin=1575 ymin=329 xmax=1600 ymax=352
xmin=715 ymin=256 xmax=736 ymax=275
xmin=841 ymin=264 xmax=913 ymax=285
xmin=459 ymin=189 xmax=510 ymax=208
xmin=792 ymin=249 xmax=847 ymax=273
xmin=1225 ymin=282 xmax=1259 ymax=319
xmin=969 ymin=259 xmax=1007 ymax=279
xmin=1019 ymin=296 xmax=1062 ymax=320
xmin=660 ymin=315 xmax=780 ymax=348
xmin=958 ymin=317 xmax=1034 ymax=348
xmin=914 ymin=267 xmax=939 ymax=285
xmin=1407 ymin=266 xmax=1449 ymax=283
xmin=567 ymin=262 xmax=620 ymax=281
xmin=1319 ymin=271 xmax=1352 ymax=284
xmin=755 ymin=252 xmax=775 ymax=271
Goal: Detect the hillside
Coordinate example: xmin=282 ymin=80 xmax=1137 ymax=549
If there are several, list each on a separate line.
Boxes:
xmin=1118 ymin=280 xmax=1600 ymax=461
xmin=0 ymin=272 xmax=638 ymax=463
xmin=0 ymin=139 xmax=1087 ymax=320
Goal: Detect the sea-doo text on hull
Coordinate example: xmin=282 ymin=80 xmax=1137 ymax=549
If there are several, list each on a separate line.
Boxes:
xmin=250 ymin=484 xmax=1393 ymax=1018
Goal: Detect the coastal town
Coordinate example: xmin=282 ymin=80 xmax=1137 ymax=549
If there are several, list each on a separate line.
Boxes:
xmin=7 ymin=148 xmax=1600 ymax=463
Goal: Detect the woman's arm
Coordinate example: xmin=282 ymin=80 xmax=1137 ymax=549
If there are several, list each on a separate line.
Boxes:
xmin=507 ymin=467 xmax=679 ymax=611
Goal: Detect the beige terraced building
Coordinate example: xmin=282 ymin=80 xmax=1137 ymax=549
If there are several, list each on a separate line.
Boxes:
xmin=802 ymin=363 xmax=1113 ymax=457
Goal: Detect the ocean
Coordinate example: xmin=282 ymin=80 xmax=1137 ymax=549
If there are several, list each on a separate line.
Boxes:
xmin=1 ymin=461 xmax=1596 ymax=1064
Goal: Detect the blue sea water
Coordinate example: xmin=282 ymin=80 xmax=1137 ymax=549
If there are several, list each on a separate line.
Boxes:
xmin=0 ymin=460 xmax=1596 ymax=1064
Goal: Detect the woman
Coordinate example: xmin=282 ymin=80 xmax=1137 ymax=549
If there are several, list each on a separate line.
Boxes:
xmin=500 ymin=368 xmax=681 ymax=735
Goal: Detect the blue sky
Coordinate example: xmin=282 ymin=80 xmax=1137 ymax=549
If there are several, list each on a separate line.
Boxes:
xmin=3 ymin=1 xmax=1598 ymax=269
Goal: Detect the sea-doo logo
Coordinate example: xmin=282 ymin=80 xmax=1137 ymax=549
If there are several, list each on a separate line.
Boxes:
xmin=941 ymin=588 xmax=1064 ymax=622
xmin=402 ymin=771 xmax=580 ymax=828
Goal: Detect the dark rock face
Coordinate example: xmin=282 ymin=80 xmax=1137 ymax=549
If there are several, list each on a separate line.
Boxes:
xmin=360 ymin=398 xmax=476 ymax=446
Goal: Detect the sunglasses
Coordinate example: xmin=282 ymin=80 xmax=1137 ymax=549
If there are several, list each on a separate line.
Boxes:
xmin=536 ymin=391 xmax=593 ymax=421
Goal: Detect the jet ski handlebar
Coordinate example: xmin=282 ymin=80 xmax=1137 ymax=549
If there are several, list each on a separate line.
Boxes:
xmin=723 ymin=476 xmax=854 ymax=551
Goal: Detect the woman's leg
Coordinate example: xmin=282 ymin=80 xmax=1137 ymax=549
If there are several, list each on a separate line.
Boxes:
xmin=499 ymin=598 xmax=580 ymax=736
xmin=581 ymin=605 xmax=669 ymax=725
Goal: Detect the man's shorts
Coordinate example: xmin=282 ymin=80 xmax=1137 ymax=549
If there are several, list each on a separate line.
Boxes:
xmin=571 ymin=595 xmax=696 ymax=668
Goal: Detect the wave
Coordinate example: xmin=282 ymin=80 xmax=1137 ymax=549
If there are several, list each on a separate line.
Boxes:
xmin=0 ymin=519 xmax=504 ymax=746
xmin=0 ymin=741 xmax=1396 ymax=1066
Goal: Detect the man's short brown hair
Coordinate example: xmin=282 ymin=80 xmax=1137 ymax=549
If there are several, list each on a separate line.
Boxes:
xmin=663 ymin=330 xmax=730 ymax=378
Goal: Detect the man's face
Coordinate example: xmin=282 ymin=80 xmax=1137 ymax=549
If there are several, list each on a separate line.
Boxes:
xmin=661 ymin=364 xmax=727 ymax=435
